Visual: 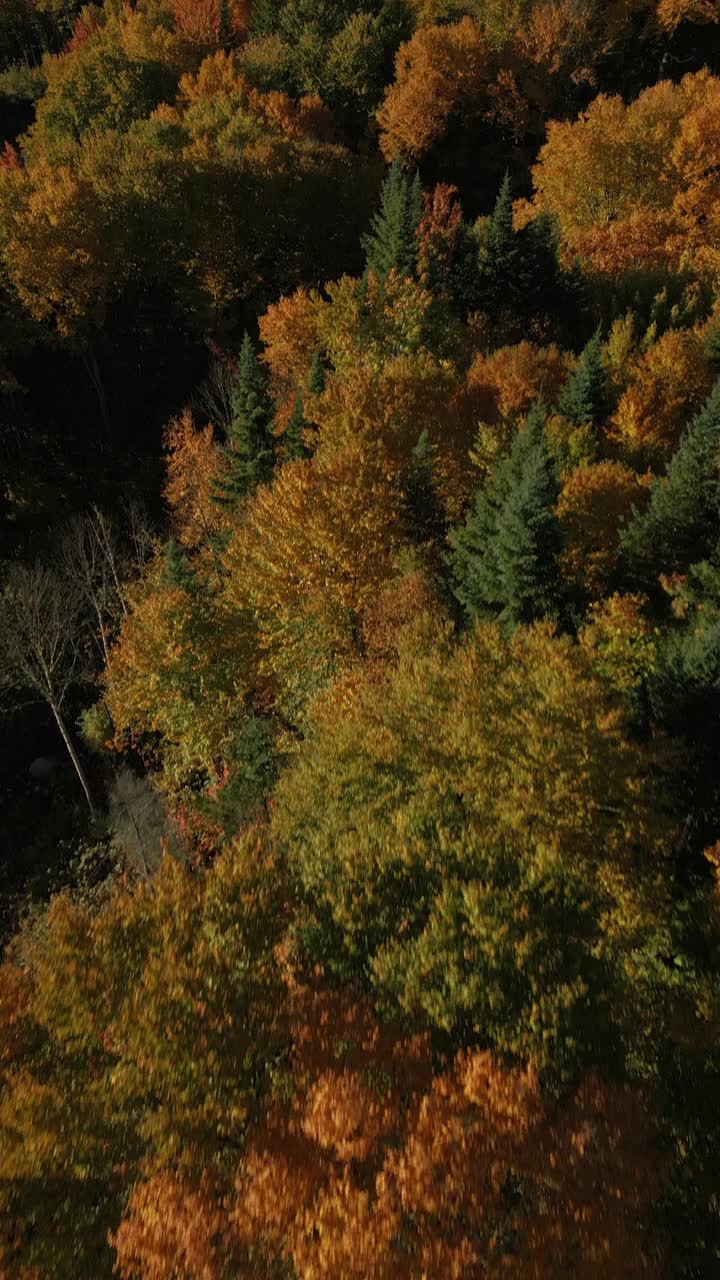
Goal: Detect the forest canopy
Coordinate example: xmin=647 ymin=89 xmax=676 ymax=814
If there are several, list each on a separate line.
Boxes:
xmin=2 ymin=0 xmax=720 ymax=1276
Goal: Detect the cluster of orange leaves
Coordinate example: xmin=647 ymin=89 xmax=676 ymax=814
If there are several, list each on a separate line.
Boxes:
xmin=114 ymin=978 xmax=665 ymax=1280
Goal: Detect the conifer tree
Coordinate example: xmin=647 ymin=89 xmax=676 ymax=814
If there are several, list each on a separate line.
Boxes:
xmin=450 ymin=403 xmax=561 ymax=627
xmin=283 ymin=394 xmax=311 ymax=462
xmin=557 ymin=328 xmax=612 ymax=427
xmin=362 ymin=156 xmax=423 ymax=284
xmin=621 ymin=378 xmax=720 ymax=583
xmin=163 ymin=538 xmax=197 ymax=592
xmin=402 ymin=429 xmax=446 ymax=545
xmin=477 ymin=171 xmax=521 ymax=309
xmin=307 ymin=349 xmax=325 ymax=396
xmin=214 ymin=333 xmax=276 ymax=508
xmin=705 ymin=319 xmax=720 ymax=376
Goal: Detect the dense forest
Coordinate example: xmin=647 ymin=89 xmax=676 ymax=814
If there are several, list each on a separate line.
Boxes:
xmin=2 ymin=0 xmax=720 ymax=1275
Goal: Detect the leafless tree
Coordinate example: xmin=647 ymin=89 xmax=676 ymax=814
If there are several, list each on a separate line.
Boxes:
xmin=59 ymin=514 xmax=118 ymax=668
xmin=58 ymin=503 xmax=156 ymax=666
xmin=192 ymin=356 xmax=238 ymax=440
xmin=108 ymin=767 xmax=186 ymax=881
xmin=0 ymin=560 xmax=96 ymax=814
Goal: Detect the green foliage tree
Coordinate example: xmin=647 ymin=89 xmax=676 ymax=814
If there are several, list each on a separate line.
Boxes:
xmin=557 ymin=327 xmax=612 ymax=427
xmin=450 ymin=403 xmax=561 ymax=627
xmin=213 ymin=332 xmax=276 ymax=508
xmin=273 ymin=617 xmax=676 ymax=1083
xmin=621 ymin=379 xmax=720 ymax=585
xmin=402 ymin=428 xmax=446 ymax=546
xmin=162 ymin=537 xmax=197 ymax=592
xmin=283 ymin=393 xmax=312 ymax=462
xmin=362 ymin=154 xmax=422 ymax=284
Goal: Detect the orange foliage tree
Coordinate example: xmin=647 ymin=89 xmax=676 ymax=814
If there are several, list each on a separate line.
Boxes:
xmin=556 ymin=460 xmax=650 ymax=598
xmin=609 ymin=328 xmax=713 ymax=461
xmin=230 ymin=979 xmax=665 ymax=1279
xmin=376 ymin=17 xmax=491 ymax=163
xmin=223 ymin=441 xmax=400 ymax=720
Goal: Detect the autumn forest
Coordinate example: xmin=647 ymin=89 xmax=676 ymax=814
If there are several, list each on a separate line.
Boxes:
xmin=2 ymin=0 xmax=720 ymax=1275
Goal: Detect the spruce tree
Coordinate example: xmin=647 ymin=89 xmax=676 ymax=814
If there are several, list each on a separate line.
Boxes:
xmin=621 ymin=378 xmax=720 ymax=584
xmin=450 ymin=403 xmax=561 ymax=627
xmin=705 ymin=319 xmax=720 ymax=376
xmin=163 ymin=538 xmax=197 ymax=592
xmin=307 ymin=349 xmax=326 ymax=396
xmin=214 ymin=332 xmax=276 ymax=508
xmin=557 ymin=327 xmax=612 ymax=427
xmin=284 ymin=394 xmax=311 ymax=462
xmin=402 ymin=430 xmax=446 ymax=545
xmin=477 ymin=172 xmax=521 ymax=309
xmin=362 ymin=156 xmax=423 ymax=284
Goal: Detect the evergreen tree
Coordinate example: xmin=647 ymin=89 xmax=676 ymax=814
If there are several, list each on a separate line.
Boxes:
xmin=163 ymin=538 xmax=197 ymax=592
xmin=450 ymin=403 xmax=561 ymax=627
xmin=362 ymin=156 xmax=423 ymax=284
xmin=284 ymin=394 xmax=311 ymax=462
xmin=557 ymin=327 xmax=612 ymax=427
xmin=402 ymin=430 xmax=446 ymax=545
xmin=705 ymin=319 xmax=720 ymax=376
xmin=218 ymin=0 xmax=232 ymax=45
xmin=200 ymin=714 xmax=279 ymax=838
xmin=214 ymin=333 xmax=276 ymax=508
xmin=621 ymin=379 xmax=720 ymax=584
xmin=248 ymin=0 xmax=284 ymax=36
xmin=477 ymin=172 xmax=521 ymax=309
xmin=307 ymin=349 xmax=326 ymax=396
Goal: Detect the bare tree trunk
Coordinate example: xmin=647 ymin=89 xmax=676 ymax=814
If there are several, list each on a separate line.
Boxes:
xmin=81 ymin=347 xmax=112 ymax=448
xmin=49 ymin=699 xmax=96 ymax=817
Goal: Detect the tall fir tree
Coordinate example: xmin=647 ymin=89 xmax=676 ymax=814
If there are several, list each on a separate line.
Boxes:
xmin=214 ymin=332 xmax=276 ymax=508
xmin=307 ymin=349 xmax=325 ymax=396
xmin=477 ymin=171 xmax=522 ymax=310
xmin=450 ymin=402 xmax=561 ymax=627
xmin=402 ymin=429 xmax=446 ymax=546
xmin=362 ymin=156 xmax=423 ymax=284
xmin=163 ymin=538 xmax=197 ymax=592
xmin=557 ymin=327 xmax=612 ymax=427
xmin=705 ymin=319 xmax=720 ymax=376
xmin=621 ymin=378 xmax=720 ymax=585
xmin=283 ymin=394 xmax=311 ymax=462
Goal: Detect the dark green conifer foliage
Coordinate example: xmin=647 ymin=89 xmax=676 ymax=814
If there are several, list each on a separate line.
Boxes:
xmin=218 ymin=0 xmax=232 ymax=44
xmin=477 ymin=172 xmax=521 ymax=309
xmin=621 ymin=379 xmax=720 ymax=584
xmin=283 ymin=394 xmax=311 ymax=462
xmin=705 ymin=319 xmax=720 ymax=376
xmin=557 ymin=327 xmax=611 ymax=427
xmin=200 ymin=714 xmax=279 ymax=837
xmin=248 ymin=0 xmax=285 ymax=36
xmin=362 ymin=156 xmax=422 ymax=283
xmin=214 ymin=332 xmax=276 ymax=508
xmin=450 ymin=403 xmax=561 ymax=627
xmin=402 ymin=429 xmax=446 ymax=545
xmin=307 ymin=349 xmax=326 ymax=396
xmin=163 ymin=538 xmax=197 ymax=592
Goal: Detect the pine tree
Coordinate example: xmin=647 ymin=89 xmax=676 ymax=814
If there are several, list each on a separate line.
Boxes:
xmin=362 ymin=156 xmax=423 ymax=284
xmin=307 ymin=349 xmax=326 ymax=396
xmin=402 ymin=430 xmax=446 ymax=546
xmin=450 ymin=403 xmax=561 ymax=627
xmin=557 ymin=327 xmax=612 ymax=427
xmin=621 ymin=378 xmax=720 ymax=584
xmin=284 ymin=394 xmax=311 ymax=462
xmin=705 ymin=319 xmax=720 ymax=376
xmin=218 ymin=0 xmax=232 ymax=45
xmin=249 ymin=0 xmax=284 ymax=36
xmin=214 ymin=333 xmax=276 ymax=508
xmin=163 ymin=538 xmax=197 ymax=592
xmin=477 ymin=172 xmax=521 ymax=309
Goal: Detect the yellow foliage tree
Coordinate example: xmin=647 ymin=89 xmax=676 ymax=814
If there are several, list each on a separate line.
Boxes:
xmin=223 ymin=442 xmax=400 ymax=720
